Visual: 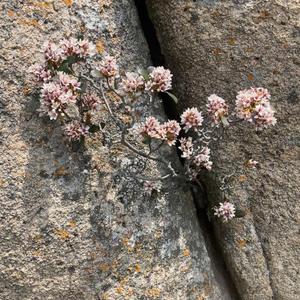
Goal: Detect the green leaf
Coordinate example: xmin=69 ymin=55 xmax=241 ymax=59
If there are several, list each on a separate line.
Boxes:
xmin=138 ymin=68 xmax=149 ymax=81
xmin=166 ymin=92 xmax=178 ymax=103
xmin=221 ymin=116 xmax=230 ymax=127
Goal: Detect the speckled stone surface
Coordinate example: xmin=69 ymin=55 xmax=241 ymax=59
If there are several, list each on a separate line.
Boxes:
xmin=0 ymin=1 xmax=228 ymax=299
xmin=147 ymin=0 xmax=300 ymax=299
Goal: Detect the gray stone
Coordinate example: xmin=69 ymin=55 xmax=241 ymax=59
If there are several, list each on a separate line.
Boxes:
xmin=147 ymin=0 xmax=300 ymax=299
xmin=0 ymin=0 xmax=229 ymax=299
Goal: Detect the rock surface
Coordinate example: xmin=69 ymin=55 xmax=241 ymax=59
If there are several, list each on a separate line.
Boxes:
xmin=147 ymin=0 xmax=300 ymax=299
xmin=0 ymin=0 xmax=229 ymax=299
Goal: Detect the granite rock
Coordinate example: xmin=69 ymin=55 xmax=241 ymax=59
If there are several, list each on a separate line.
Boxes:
xmin=147 ymin=0 xmax=300 ymax=299
xmin=0 ymin=0 xmax=228 ymax=299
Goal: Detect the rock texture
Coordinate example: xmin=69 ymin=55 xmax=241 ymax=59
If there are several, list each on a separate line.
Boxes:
xmin=147 ymin=0 xmax=300 ymax=299
xmin=0 ymin=0 xmax=229 ymax=299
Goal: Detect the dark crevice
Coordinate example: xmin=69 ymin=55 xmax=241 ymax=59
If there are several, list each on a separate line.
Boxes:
xmin=134 ymin=1 xmax=240 ymax=299
xmin=134 ymin=0 xmax=179 ymax=122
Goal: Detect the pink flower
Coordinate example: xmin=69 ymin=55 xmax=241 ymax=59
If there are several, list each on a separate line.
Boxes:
xmin=145 ymin=66 xmax=172 ymax=92
xmin=64 ymin=121 xmax=89 ymax=141
xmin=40 ymin=79 xmax=78 ymax=120
xmin=235 ymin=87 xmax=276 ymax=129
xmin=143 ymin=181 xmax=162 ymax=195
xmin=60 ymin=38 xmax=95 ymax=58
xmin=77 ymin=39 xmax=96 ymax=58
xmin=139 ymin=117 xmax=166 ymax=140
xmin=161 ymin=120 xmax=181 ymax=146
xmin=193 ymin=147 xmax=212 ymax=171
xmin=99 ymin=55 xmax=118 ymax=77
xmin=43 ymin=41 xmax=64 ymax=64
xmin=58 ymin=72 xmax=81 ymax=91
xmin=253 ymin=103 xmax=277 ymax=129
xmin=82 ymin=93 xmax=101 ymax=111
xmin=60 ymin=37 xmax=80 ymax=57
xmin=28 ymin=63 xmax=52 ymax=83
xmin=178 ymin=137 xmax=194 ymax=159
xmin=40 ymin=82 xmax=64 ymax=119
xmin=214 ymin=201 xmax=236 ymax=222
xmin=121 ymin=72 xmax=145 ymax=94
xmin=181 ymin=107 xmax=203 ymax=132
xmin=207 ymin=94 xmax=229 ymax=125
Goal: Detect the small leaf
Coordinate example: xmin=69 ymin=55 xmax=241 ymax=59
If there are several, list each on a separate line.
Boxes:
xmin=138 ymin=68 xmax=149 ymax=81
xmin=221 ymin=116 xmax=230 ymax=127
xmin=142 ymin=136 xmax=151 ymax=144
xmin=166 ymin=91 xmax=178 ymax=103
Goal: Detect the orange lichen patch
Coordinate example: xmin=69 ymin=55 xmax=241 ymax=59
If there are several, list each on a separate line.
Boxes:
xmin=32 ymin=2 xmax=53 ymax=10
xmin=55 ymin=229 xmax=70 ymax=240
xmin=115 ymin=286 xmax=125 ymax=295
xmin=96 ymin=39 xmax=105 ymax=54
xmin=245 ymin=47 xmax=254 ymax=53
xmin=18 ymin=18 xmax=40 ymax=28
xmin=121 ymin=237 xmax=134 ymax=251
xmin=32 ymin=250 xmax=42 ymax=257
xmin=197 ymin=292 xmax=208 ymax=300
xmin=227 ymin=37 xmax=237 ymax=46
xmin=135 ymin=264 xmax=141 ymax=273
xmin=7 ymin=10 xmax=15 ymax=17
xmin=63 ymin=0 xmax=73 ymax=7
xmin=23 ymin=86 xmax=32 ymax=96
xmin=67 ymin=220 xmax=77 ymax=228
xmin=247 ymin=73 xmax=254 ymax=81
xmin=239 ymin=175 xmax=247 ymax=182
xmin=32 ymin=234 xmax=43 ymax=242
xmin=183 ymin=248 xmax=190 ymax=257
xmin=146 ymin=288 xmax=161 ymax=298
xmin=53 ymin=166 xmax=68 ymax=177
xmin=259 ymin=10 xmax=270 ymax=19
xmin=238 ymin=239 xmax=247 ymax=249
xmin=0 ymin=178 xmax=8 ymax=188
xmin=212 ymin=48 xmax=222 ymax=56
xmin=99 ymin=263 xmax=111 ymax=272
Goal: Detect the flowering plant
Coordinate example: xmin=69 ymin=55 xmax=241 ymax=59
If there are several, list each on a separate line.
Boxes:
xmin=29 ymin=38 xmax=277 ymax=222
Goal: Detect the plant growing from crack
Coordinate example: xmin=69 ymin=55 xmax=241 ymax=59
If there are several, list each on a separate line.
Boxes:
xmin=29 ymin=37 xmax=277 ymax=222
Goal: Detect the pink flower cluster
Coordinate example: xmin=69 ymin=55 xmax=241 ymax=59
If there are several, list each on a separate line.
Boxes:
xmin=121 ymin=72 xmax=145 ymax=94
xmin=43 ymin=38 xmax=95 ymax=64
xmin=64 ymin=121 xmax=90 ymax=141
xmin=193 ymin=147 xmax=212 ymax=171
xmin=235 ymin=87 xmax=276 ymax=129
xmin=82 ymin=93 xmax=101 ymax=111
xmin=39 ymin=73 xmax=80 ymax=120
xmin=145 ymin=66 xmax=172 ymax=92
xmin=181 ymin=107 xmax=203 ymax=132
xmin=28 ymin=63 xmax=52 ymax=83
xmin=139 ymin=117 xmax=180 ymax=146
xmin=60 ymin=38 xmax=96 ymax=58
xmin=99 ymin=55 xmax=118 ymax=77
xmin=214 ymin=201 xmax=236 ymax=222
xmin=207 ymin=94 xmax=229 ymax=125
xmin=162 ymin=120 xmax=181 ymax=146
xmin=30 ymin=38 xmax=95 ymax=83
xmin=43 ymin=41 xmax=64 ymax=64
xmin=178 ymin=137 xmax=194 ymax=159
